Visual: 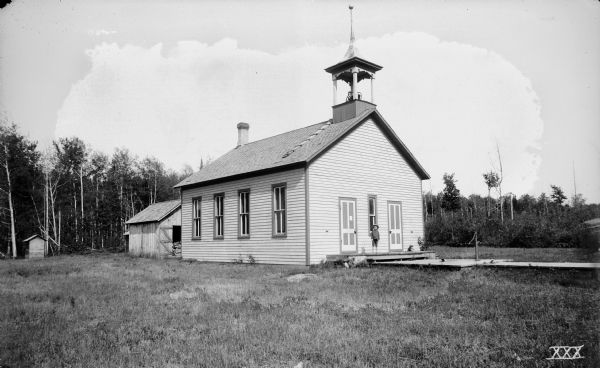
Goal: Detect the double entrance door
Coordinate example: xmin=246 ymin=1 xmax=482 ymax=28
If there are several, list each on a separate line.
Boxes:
xmin=339 ymin=198 xmax=403 ymax=253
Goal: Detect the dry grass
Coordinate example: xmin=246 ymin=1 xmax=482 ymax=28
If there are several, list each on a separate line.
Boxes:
xmin=0 ymin=254 xmax=598 ymax=367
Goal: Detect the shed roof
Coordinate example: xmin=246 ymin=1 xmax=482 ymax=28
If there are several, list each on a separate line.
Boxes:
xmin=175 ymin=109 xmax=429 ymax=188
xmin=24 ymin=234 xmax=44 ymax=242
xmin=126 ymin=200 xmax=181 ymax=225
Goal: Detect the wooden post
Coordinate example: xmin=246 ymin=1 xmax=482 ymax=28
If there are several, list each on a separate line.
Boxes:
xmin=370 ymin=76 xmax=375 ymax=103
xmin=351 ymin=68 xmax=358 ymax=100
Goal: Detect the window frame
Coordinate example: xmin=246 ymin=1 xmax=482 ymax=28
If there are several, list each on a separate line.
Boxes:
xmin=191 ymin=196 xmax=202 ymax=239
xmin=238 ymin=189 xmax=250 ymax=239
xmin=213 ymin=193 xmax=225 ymax=239
xmin=368 ymin=194 xmax=378 ymax=232
xmin=271 ymin=183 xmax=287 ymax=238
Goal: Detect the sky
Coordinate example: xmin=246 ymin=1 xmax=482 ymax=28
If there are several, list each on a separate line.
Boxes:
xmin=1 ymin=0 xmax=599 ymax=202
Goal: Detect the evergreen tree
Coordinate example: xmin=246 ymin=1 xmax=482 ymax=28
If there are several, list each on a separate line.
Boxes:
xmin=550 ymin=185 xmax=567 ymax=205
xmin=441 ymin=173 xmax=461 ymax=212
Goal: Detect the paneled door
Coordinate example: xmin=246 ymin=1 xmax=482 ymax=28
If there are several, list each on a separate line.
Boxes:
xmin=339 ymin=198 xmax=357 ymax=253
xmin=388 ymin=202 xmax=403 ymax=250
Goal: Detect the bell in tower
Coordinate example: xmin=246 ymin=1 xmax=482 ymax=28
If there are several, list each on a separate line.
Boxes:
xmin=325 ymin=5 xmax=383 ymax=123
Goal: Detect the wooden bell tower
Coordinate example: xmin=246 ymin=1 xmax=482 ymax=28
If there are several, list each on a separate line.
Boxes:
xmin=325 ymin=5 xmax=383 ymax=123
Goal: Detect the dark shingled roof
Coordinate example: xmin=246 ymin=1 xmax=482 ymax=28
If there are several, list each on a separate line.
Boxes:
xmin=126 ymin=200 xmax=181 ymax=225
xmin=175 ymin=108 xmax=429 ymax=188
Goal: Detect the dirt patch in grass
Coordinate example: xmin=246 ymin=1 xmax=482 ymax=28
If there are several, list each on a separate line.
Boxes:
xmin=0 ymin=253 xmax=598 ymax=367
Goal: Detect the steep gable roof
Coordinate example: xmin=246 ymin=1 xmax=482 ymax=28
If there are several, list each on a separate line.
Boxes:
xmin=175 ymin=108 xmax=429 ymax=188
xmin=126 ymin=200 xmax=181 ymax=225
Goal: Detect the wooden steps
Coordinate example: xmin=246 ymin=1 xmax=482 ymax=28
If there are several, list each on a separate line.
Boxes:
xmin=326 ymin=251 xmax=436 ymax=263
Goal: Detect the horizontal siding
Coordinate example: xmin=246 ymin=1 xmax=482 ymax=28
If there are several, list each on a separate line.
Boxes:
xmin=309 ymin=119 xmax=425 ymax=264
xmin=181 ymin=168 xmax=306 ymax=265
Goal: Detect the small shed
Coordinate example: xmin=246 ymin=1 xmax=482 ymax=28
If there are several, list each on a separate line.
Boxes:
xmin=24 ymin=235 xmax=46 ymax=259
xmin=126 ymin=200 xmax=181 ymax=257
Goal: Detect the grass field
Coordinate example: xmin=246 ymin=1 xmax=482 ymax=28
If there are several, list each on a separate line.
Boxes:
xmin=432 ymin=246 xmax=600 ymax=263
xmin=1 ymin=254 xmax=598 ymax=367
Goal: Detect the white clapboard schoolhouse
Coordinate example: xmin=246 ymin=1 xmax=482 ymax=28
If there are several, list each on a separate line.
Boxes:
xmin=174 ymin=14 xmax=430 ymax=265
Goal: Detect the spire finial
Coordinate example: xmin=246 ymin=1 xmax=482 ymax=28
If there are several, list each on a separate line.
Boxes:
xmin=344 ymin=5 xmax=359 ymax=59
xmin=349 ymin=5 xmax=355 ymax=42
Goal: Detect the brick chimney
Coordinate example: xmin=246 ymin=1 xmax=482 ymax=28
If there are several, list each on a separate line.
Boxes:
xmin=237 ymin=122 xmax=249 ymax=147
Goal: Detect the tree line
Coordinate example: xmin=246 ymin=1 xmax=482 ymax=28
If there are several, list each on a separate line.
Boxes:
xmin=0 ymin=121 xmax=198 ymax=258
xmin=424 ymin=173 xmax=600 ymax=248
xmin=1 ymin=120 xmax=598 ymax=257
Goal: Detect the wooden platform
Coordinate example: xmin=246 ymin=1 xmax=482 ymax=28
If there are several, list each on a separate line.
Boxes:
xmin=376 ymin=259 xmax=600 ymax=271
xmin=481 ymin=261 xmax=600 ymax=270
xmin=326 ymin=251 xmax=436 ymax=263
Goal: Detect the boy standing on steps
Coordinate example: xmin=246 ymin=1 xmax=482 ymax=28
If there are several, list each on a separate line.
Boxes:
xmin=371 ymin=224 xmax=380 ymax=254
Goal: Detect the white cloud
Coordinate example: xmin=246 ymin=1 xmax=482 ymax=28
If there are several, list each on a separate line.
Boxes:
xmin=87 ymin=29 xmax=117 ymax=36
xmin=56 ymin=32 xmax=543 ymax=196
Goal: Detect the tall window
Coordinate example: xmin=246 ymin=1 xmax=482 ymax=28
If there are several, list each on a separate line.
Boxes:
xmin=368 ymin=195 xmax=378 ymax=230
xmin=238 ymin=190 xmax=250 ymax=237
xmin=192 ymin=197 xmax=201 ymax=238
xmin=272 ymin=184 xmax=286 ymax=236
xmin=214 ymin=193 xmax=224 ymax=238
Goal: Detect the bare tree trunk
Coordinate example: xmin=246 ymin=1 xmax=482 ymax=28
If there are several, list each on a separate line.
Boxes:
xmin=3 ymin=146 xmax=17 ymax=259
xmin=487 ymin=188 xmax=491 ymax=217
xmin=496 ymin=143 xmax=504 ymax=224
xmin=80 ymin=166 xmax=84 ymax=220
xmin=50 ymin=183 xmax=58 ymax=249
xmin=499 ymin=195 xmax=504 ymax=223
xmin=510 ymin=194 xmax=514 ymax=221
xmin=58 ymin=209 xmax=61 ymax=252
xmin=153 ymin=172 xmax=157 ymax=204
xmin=45 ymin=173 xmax=49 ymax=255
xmin=119 ymin=182 xmax=123 ymax=229
xmin=74 ymin=191 xmax=78 ymax=243
xmin=94 ymin=177 xmax=99 ymax=249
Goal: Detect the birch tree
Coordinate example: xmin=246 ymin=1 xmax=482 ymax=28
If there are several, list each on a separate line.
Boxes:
xmin=1 ymin=142 xmax=17 ymax=258
xmin=0 ymin=122 xmax=40 ymax=257
xmin=54 ymin=137 xmax=87 ymax=247
xmin=494 ymin=143 xmax=505 ymax=223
